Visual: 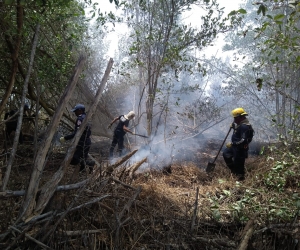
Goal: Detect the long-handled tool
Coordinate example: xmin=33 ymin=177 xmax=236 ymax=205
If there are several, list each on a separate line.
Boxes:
xmin=134 ymin=133 xmax=149 ymax=138
xmin=206 ymin=127 xmax=232 ymax=173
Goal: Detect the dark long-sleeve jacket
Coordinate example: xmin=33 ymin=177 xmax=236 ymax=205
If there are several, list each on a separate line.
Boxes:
xmin=64 ymin=113 xmax=91 ymax=146
xmin=231 ymin=118 xmax=254 ymax=148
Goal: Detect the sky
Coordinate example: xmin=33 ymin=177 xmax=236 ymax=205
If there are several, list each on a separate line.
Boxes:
xmin=95 ymin=0 xmax=246 ymax=57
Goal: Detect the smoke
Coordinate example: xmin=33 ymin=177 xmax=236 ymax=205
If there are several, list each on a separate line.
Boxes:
xmin=104 ymin=69 xmax=229 ymax=170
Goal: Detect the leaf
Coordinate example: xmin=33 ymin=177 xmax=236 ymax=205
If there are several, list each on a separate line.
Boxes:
xmin=4 ymin=0 xmax=14 ymax=4
xmin=218 ymin=179 xmax=225 ymax=184
xmin=237 ymin=9 xmax=247 ymax=14
xmin=261 ymin=5 xmax=267 ymax=16
xmin=257 ymin=4 xmax=267 ymax=16
xmin=274 ymin=14 xmax=285 ymax=20
xmin=223 ymin=190 xmax=231 ymax=196
xmin=212 ymin=210 xmax=221 ymax=221
xmin=228 ymin=10 xmax=237 ymax=16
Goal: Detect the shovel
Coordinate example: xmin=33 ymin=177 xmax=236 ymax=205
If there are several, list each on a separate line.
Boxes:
xmin=206 ymin=127 xmax=232 ymax=173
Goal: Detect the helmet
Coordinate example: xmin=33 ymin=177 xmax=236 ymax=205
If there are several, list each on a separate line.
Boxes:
xmin=124 ymin=111 xmax=135 ymax=120
xmin=71 ymin=104 xmax=85 ymax=112
xmin=231 ymin=107 xmax=248 ymax=117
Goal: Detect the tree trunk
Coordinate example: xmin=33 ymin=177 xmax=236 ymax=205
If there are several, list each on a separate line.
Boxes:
xmin=18 ymin=55 xmax=86 ymax=222
xmin=0 ymin=1 xmax=23 ymax=115
xmin=1 ymin=24 xmax=40 ymax=191
xmin=32 ymin=58 xmax=114 ymax=217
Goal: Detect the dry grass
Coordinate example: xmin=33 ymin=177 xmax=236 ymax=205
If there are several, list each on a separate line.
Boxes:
xmin=0 ymin=142 xmax=299 ymax=249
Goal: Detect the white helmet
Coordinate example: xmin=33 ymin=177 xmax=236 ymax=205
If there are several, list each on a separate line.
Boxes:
xmin=124 ymin=111 xmax=135 ymax=120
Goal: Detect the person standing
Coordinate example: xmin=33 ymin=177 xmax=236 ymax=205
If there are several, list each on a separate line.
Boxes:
xmin=60 ymin=104 xmax=94 ymax=171
xmin=223 ymin=108 xmax=254 ymax=181
xmin=108 ymin=111 xmax=135 ymax=158
xmin=4 ymin=103 xmax=30 ymax=144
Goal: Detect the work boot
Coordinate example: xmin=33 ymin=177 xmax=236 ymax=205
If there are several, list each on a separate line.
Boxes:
xmin=86 ymin=160 xmax=95 ymax=166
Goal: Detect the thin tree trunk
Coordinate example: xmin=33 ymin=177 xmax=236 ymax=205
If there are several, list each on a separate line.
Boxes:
xmin=18 ymin=55 xmax=86 ymax=222
xmin=32 ymin=58 xmax=114 ymax=217
xmin=0 ymin=1 xmax=23 ymax=115
xmin=1 ymin=24 xmax=40 ymax=191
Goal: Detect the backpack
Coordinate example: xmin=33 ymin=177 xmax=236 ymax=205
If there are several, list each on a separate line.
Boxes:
xmin=246 ymin=125 xmax=255 ymax=143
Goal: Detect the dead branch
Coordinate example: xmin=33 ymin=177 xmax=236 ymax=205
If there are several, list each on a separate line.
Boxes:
xmin=119 ymin=186 xmax=141 ymax=220
xmin=18 ymin=55 xmax=86 ymax=222
xmin=33 ymin=58 xmax=114 ymax=218
xmin=112 ymin=177 xmax=137 ymax=190
xmin=237 ymin=218 xmax=255 ymax=250
xmin=66 ymin=195 xmax=111 ymax=212
xmin=128 ymin=157 xmax=147 ymax=180
xmin=114 ymin=186 xmax=142 ymax=248
xmin=253 ymin=223 xmax=300 ymax=235
xmin=9 ymin=225 xmax=53 ymax=250
xmin=105 ymin=149 xmax=138 ymax=175
xmin=2 ymin=24 xmax=40 ymax=191
xmin=0 ymin=180 xmax=90 ymax=198
xmin=62 ymin=229 xmax=106 ymax=236
xmin=194 ymin=236 xmax=236 ymax=248
xmin=190 ymin=186 xmax=199 ymax=232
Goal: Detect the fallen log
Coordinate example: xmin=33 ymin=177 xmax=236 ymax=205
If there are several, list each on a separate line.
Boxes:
xmin=105 ymin=149 xmax=138 ymax=175
xmin=128 ymin=157 xmax=147 ymax=180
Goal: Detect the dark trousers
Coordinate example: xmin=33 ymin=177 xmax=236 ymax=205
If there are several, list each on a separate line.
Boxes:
xmin=109 ymin=130 xmax=124 ymax=157
xmin=5 ymin=124 xmax=23 ymax=144
xmin=70 ymin=143 xmax=91 ymax=170
xmin=223 ymin=146 xmax=248 ymax=178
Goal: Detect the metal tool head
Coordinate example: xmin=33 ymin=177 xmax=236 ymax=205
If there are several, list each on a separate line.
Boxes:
xmin=206 ymin=162 xmax=216 ymax=173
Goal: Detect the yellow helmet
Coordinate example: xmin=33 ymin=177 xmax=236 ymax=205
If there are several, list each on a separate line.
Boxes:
xmin=231 ymin=107 xmax=248 ymax=117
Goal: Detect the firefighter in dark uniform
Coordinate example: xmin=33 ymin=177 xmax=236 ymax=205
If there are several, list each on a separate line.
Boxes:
xmin=108 ymin=111 xmax=135 ymax=158
xmin=223 ymin=108 xmax=254 ymax=181
xmin=60 ymin=104 xmax=94 ymax=171
xmin=4 ymin=103 xmax=30 ymax=144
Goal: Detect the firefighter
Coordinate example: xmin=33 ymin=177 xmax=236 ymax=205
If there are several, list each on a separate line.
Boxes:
xmin=4 ymin=103 xmax=30 ymax=144
xmin=60 ymin=104 xmax=94 ymax=171
xmin=108 ymin=111 xmax=135 ymax=158
xmin=223 ymin=107 xmax=254 ymax=181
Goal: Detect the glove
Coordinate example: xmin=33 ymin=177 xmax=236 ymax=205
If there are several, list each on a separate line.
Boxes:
xmin=226 ymin=142 xmax=232 ymax=148
xmin=131 ymin=132 xmax=135 ymax=135
xmin=60 ymin=137 xmax=66 ymax=143
xmin=230 ymin=123 xmax=237 ymax=129
xmin=107 ymin=124 xmax=112 ymax=129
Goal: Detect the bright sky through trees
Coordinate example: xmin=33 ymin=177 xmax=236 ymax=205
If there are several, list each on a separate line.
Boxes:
xmin=97 ymin=0 xmax=245 ymax=57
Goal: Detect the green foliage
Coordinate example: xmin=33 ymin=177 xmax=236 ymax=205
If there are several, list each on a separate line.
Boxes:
xmin=0 ymin=0 xmax=90 ymax=112
xmin=206 ymin=131 xmax=300 ymax=223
